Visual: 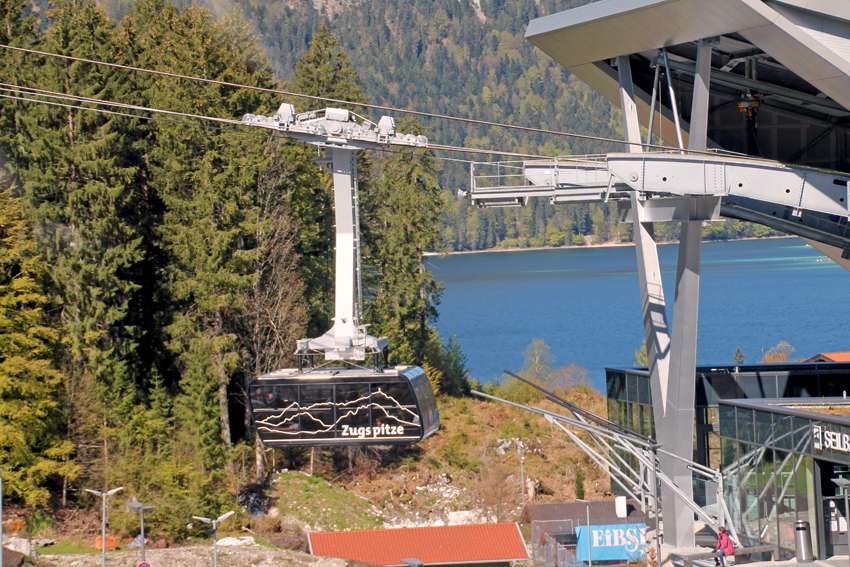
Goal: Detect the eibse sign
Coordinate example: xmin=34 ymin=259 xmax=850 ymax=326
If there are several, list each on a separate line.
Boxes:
xmin=575 ymin=524 xmax=647 ymax=561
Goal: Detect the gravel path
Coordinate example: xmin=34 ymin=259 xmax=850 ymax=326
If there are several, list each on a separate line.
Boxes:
xmin=40 ymin=545 xmax=349 ymax=567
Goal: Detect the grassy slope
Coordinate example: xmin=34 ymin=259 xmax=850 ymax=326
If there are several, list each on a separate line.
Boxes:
xmin=276 ymin=388 xmax=611 ymax=532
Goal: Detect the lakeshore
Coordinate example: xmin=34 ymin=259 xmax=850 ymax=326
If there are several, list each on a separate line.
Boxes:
xmin=424 ymin=234 xmax=798 ymax=257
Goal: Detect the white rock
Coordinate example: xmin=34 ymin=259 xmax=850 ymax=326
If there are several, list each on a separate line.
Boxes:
xmin=6 ymin=536 xmax=33 ymax=556
xmin=216 ymin=536 xmax=257 ymax=547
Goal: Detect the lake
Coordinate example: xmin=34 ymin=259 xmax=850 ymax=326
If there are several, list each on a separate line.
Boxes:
xmin=429 ymin=237 xmax=850 ymax=391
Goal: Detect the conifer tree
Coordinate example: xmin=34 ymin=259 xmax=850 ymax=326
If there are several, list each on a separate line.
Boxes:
xmin=0 ymin=178 xmax=76 ymax=505
xmin=368 ymin=118 xmax=445 ymax=368
xmin=9 ymin=0 xmax=148 ymax=487
xmin=122 ymin=0 xmax=287 ymax=471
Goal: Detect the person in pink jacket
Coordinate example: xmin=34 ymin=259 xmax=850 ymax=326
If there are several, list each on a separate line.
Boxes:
xmin=714 ymin=526 xmax=735 ymax=566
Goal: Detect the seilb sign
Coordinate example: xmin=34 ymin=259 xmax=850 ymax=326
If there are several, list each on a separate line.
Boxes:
xmin=575 ymin=524 xmax=647 ymax=561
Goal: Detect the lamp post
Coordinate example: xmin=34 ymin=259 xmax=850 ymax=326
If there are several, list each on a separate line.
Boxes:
xmin=833 ymin=478 xmax=850 ymax=563
xmin=84 ymin=487 xmax=123 ymax=567
xmin=126 ymin=501 xmax=157 ymax=562
xmin=192 ymin=511 xmax=234 ymax=567
xmin=578 ymin=499 xmax=592 ymax=567
xmin=1 ymin=467 xmax=4 ymax=567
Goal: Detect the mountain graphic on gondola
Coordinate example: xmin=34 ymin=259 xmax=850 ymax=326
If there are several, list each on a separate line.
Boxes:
xmin=255 ymin=388 xmax=421 ymax=436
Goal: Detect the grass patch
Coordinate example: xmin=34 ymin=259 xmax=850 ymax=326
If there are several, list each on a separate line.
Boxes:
xmin=40 ymin=537 xmax=98 ymax=554
xmin=276 ymin=471 xmax=382 ymax=531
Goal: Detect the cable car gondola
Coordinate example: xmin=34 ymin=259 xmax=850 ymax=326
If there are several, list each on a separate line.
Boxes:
xmin=243 ymin=106 xmax=441 ymax=447
xmin=249 ymin=366 xmax=439 ymax=447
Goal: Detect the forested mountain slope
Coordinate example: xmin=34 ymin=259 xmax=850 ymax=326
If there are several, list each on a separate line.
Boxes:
xmin=90 ymin=0 xmax=782 ymax=250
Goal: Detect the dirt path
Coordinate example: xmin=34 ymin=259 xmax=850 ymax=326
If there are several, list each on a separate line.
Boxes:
xmin=40 ymin=545 xmax=348 ymax=567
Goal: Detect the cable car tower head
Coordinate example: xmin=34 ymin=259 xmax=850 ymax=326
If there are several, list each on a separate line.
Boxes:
xmin=242 ymin=104 xmax=440 ymax=447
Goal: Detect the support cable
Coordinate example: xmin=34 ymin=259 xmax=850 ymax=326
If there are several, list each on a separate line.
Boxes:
xmin=0 ymin=87 xmax=551 ymax=160
xmin=0 ymin=43 xmax=682 ymax=152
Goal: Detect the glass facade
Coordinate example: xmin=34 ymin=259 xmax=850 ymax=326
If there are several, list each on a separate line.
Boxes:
xmin=719 ymin=400 xmax=850 ymax=559
xmin=606 ymin=362 xmax=850 ymax=466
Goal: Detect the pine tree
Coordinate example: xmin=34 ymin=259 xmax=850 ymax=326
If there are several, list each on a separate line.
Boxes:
xmin=8 ymin=0 xmax=149 ymax=489
xmin=123 ymin=0 xmax=285 ymax=471
xmin=368 ymin=118 xmax=445 ymax=367
xmin=0 ymin=178 xmax=76 ymax=505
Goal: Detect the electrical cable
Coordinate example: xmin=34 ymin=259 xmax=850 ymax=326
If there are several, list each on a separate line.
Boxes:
xmin=0 ymin=93 xmax=278 ymax=137
xmin=0 ymin=43 xmax=677 ymax=151
xmin=0 ymin=87 xmax=552 ymax=159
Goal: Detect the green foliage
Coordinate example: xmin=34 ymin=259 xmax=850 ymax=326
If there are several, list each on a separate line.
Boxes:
xmin=0 ymin=0 xmax=462 ymax=523
xmin=0 ymin=180 xmax=74 ymax=506
xmin=734 ymin=347 xmax=746 ymax=364
xmin=635 ymin=339 xmax=648 ymax=367
xmin=368 ymin=117 xmax=445 ymax=366
xmin=574 ymin=468 xmax=585 ymax=500
xmin=274 ymin=471 xmax=382 ymax=531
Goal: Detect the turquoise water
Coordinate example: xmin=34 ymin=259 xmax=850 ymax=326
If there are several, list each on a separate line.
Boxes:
xmin=428 ymin=238 xmax=850 ymax=390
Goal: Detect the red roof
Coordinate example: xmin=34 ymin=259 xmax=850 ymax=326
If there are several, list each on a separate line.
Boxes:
xmin=822 ymin=352 xmax=850 ymax=362
xmin=806 ymin=351 xmax=850 ymax=362
xmin=308 ymin=523 xmax=529 ymax=566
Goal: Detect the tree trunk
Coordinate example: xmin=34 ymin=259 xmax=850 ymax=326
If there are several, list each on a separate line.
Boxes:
xmin=255 ymin=437 xmax=265 ymax=484
xmin=215 ymin=309 xmax=234 ymax=475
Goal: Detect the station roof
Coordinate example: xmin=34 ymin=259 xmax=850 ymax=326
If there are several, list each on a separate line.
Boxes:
xmin=521 ymin=500 xmax=645 ymax=525
xmin=525 ymin=0 xmax=850 ymax=173
xmin=307 ymin=523 xmax=529 ymax=566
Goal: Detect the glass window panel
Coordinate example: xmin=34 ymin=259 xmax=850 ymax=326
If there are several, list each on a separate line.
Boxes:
xmin=375 ymin=383 xmax=415 ymax=407
xmin=774 ymin=414 xmax=794 ymax=451
xmin=337 ymin=383 xmax=370 ymax=404
xmin=639 ymin=375 xmax=651 ymax=405
xmin=775 ymin=450 xmax=797 ymax=559
xmin=708 ymin=432 xmax=722 ymax=469
xmin=619 ymin=400 xmax=628 ymax=428
xmin=696 ymin=374 xmax=709 ymax=407
xmin=627 ymin=373 xmax=638 ymax=403
xmin=608 ymin=371 xmax=624 ymax=400
xmin=783 ymin=375 xmax=818 ymax=398
xmin=757 ymin=447 xmax=778 ymax=546
xmin=793 ymin=417 xmax=813 ymax=455
xmin=756 ymin=410 xmax=774 ymax=446
xmin=300 ymin=385 xmax=333 ymax=406
xmin=642 ymin=406 xmax=652 ymax=439
xmin=300 ymin=409 xmax=336 ymax=439
xmin=711 ymin=374 xmax=744 ymax=402
xmin=719 ymin=404 xmax=737 ymax=440
xmin=723 ymin=459 xmax=744 ymax=542
xmin=795 ymin=455 xmax=818 ymax=558
xmin=608 ymin=397 xmax=617 ymax=423
xmin=737 ymin=408 xmax=755 ymax=443
xmin=738 ymin=376 xmax=776 ymax=399
xmin=741 ymin=444 xmax=761 ymax=541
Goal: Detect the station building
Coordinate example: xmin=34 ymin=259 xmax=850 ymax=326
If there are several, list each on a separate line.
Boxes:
xmin=607 ymin=362 xmax=850 ymax=559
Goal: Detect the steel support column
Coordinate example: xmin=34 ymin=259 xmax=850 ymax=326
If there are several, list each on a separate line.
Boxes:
xmin=663 ymin=40 xmax=713 ymax=545
xmin=688 ymin=38 xmax=715 ymax=153
xmin=616 ymin=55 xmax=643 ymax=154
xmin=663 ymin=212 xmax=702 ymax=548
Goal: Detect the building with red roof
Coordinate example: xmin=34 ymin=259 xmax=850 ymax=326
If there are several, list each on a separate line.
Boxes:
xmin=308 ymin=522 xmax=529 ymax=567
xmin=805 ymin=352 xmax=850 ymax=363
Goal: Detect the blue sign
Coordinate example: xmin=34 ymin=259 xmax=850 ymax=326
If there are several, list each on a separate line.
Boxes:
xmin=575 ymin=523 xmax=647 ymax=561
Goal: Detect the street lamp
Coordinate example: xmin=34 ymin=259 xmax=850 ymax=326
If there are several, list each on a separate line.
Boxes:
xmin=1 ymin=467 xmax=4 ymax=567
xmin=126 ymin=501 xmax=157 ymax=562
xmin=193 ymin=511 xmax=235 ymax=567
xmin=85 ymin=487 xmax=124 ymax=567
xmin=577 ymin=499 xmax=592 ymax=567
xmin=833 ymin=478 xmax=850 ymax=563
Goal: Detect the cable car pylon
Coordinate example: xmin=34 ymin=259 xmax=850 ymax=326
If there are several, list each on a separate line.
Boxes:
xmin=241 ymin=105 xmax=439 ymax=447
